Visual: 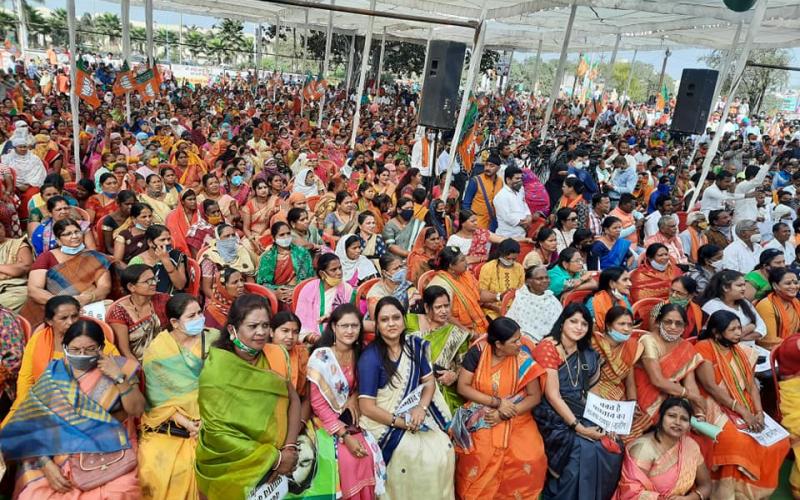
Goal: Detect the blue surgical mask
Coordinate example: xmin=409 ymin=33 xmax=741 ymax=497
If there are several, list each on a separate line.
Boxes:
xmin=134 ymin=223 xmax=147 ymax=231
xmin=183 ymin=317 xmax=205 ymax=336
xmin=607 ymin=329 xmax=631 ymax=343
xmin=231 ymin=175 xmax=244 ymax=187
xmin=61 ymin=243 xmax=85 ymax=255
xmin=389 ymin=267 xmax=407 ymax=284
xmin=650 ymin=260 xmax=668 ymax=272
xmin=217 ymin=238 xmax=238 ymax=261
xmin=64 ymin=352 xmax=99 ymax=371
xmin=102 ymin=191 xmax=116 ymax=198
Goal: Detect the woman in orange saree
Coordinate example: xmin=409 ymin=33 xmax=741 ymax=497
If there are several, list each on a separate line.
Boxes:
xmin=407 ymin=227 xmax=442 ymax=287
xmin=630 ymin=243 xmax=683 ymax=303
xmin=165 ymin=189 xmax=199 ymax=256
xmin=428 ymin=247 xmax=492 ymax=334
xmin=586 ymin=267 xmax=632 ymax=333
xmin=695 ymin=310 xmax=790 ymax=499
xmin=453 ymin=317 xmax=546 ymax=499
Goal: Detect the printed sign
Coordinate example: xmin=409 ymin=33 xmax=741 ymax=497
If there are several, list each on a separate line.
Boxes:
xmin=247 ymin=476 xmax=288 ymax=500
xmin=743 ymin=413 xmax=789 ymax=447
xmin=81 ymin=301 xmax=106 ymax=322
xmin=584 ymin=393 xmax=636 ymax=435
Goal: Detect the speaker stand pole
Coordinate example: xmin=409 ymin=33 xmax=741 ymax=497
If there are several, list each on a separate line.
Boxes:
xmin=688 ymin=0 xmax=767 ymax=210
xmin=349 ymin=0 xmax=376 ymax=149
xmin=318 ymin=0 xmax=334 ymax=127
xmin=440 ymin=1 xmax=488 ymax=202
xmin=540 ymin=1 xmax=577 ymax=142
xmin=622 ymin=48 xmax=637 ymax=104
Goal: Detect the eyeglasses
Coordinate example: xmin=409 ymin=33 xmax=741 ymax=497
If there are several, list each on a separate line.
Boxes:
xmin=566 ymin=217 xmax=579 ymax=222
xmin=137 ymin=277 xmax=158 ymax=286
xmin=661 ymin=319 xmax=686 ymax=329
xmin=66 ymin=346 xmax=100 ymax=355
xmin=60 ymin=230 xmax=82 ymax=239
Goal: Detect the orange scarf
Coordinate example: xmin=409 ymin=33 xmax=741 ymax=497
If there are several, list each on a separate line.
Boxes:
xmin=768 ymin=292 xmax=800 ymax=341
xmin=687 ymin=227 xmax=708 ymax=262
xmin=421 ymin=137 xmax=430 ymax=170
xmin=593 ymin=290 xmax=628 ymax=332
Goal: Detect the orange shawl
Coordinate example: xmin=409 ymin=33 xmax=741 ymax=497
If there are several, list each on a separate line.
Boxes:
xmin=630 ymin=261 xmax=682 ymax=303
xmin=407 ymin=228 xmax=439 ymax=286
xmin=767 ymin=292 xmax=800 ymax=343
xmin=165 ymin=200 xmax=198 ymax=255
xmin=593 ymin=290 xmax=629 ymax=333
xmin=436 ymin=271 xmax=489 ymax=333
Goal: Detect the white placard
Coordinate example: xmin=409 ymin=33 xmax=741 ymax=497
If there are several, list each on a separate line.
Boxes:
xmin=583 ymin=393 xmax=636 ymax=435
xmin=81 ymin=301 xmax=106 ymax=322
xmin=247 ymin=476 xmax=288 ymax=500
xmin=742 ymin=413 xmax=790 ymax=447
xmin=753 ymin=345 xmax=772 ymax=374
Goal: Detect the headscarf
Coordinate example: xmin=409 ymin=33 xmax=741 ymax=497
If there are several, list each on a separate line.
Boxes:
xmin=335 ymin=234 xmax=377 ymax=284
xmin=293 ymin=168 xmax=319 ymax=197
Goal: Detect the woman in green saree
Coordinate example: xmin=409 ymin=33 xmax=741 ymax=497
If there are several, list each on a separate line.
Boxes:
xmin=407 ymin=285 xmax=471 ymax=413
xmin=195 ymin=294 xmax=303 ymax=500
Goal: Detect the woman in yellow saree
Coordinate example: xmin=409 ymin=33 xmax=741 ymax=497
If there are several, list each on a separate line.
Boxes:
xmin=0 ymin=218 xmax=32 ymax=312
xmin=139 ymin=174 xmax=172 ymax=224
xmin=775 ymin=329 xmax=800 ymax=497
xmin=195 ymin=294 xmax=302 ymax=500
xmin=171 ymin=140 xmax=207 ymax=190
xmin=139 ymin=294 xmax=218 ymax=500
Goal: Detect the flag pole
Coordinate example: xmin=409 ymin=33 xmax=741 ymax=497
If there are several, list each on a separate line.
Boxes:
xmin=66 ymin=0 xmax=81 ymax=180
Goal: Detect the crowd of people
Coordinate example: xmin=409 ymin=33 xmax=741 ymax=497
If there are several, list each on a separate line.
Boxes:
xmin=0 ymin=46 xmax=797 ymax=500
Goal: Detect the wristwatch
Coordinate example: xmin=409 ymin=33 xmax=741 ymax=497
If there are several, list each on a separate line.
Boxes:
xmin=113 ymin=374 xmax=126 ymax=385
xmin=495 ymin=292 xmax=502 ymax=302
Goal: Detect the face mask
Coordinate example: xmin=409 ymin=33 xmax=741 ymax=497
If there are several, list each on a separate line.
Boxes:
xmin=217 ymin=238 xmax=238 ymax=261
xmin=712 ymin=260 xmax=725 ymax=271
xmin=717 ymin=335 xmax=738 ymax=348
xmin=102 ymin=190 xmax=116 ymax=198
xmin=207 ymin=214 xmax=223 ymax=225
xmin=607 ymin=329 xmax=631 ymax=343
xmin=670 ymin=296 xmax=690 ymax=307
xmin=275 ymin=236 xmax=293 ymax=248
xmin=499 ymin=257 xmax=515 ymax=267
xmin=61 ymin=243 xmax=85 ymax=255
xmin=650 ymin=260 xmax=668 ymax=272
xmin=65 ymin=352 xmax=99 ymax=371
xmin=697 ymin=221 xmax=709 ymax=230
xmin=231 ymin=175 xmax=244 ymax=187
xmin=388 ymin=267 xmax=407 ymax=284
xmin=400 ymin=209 xmax=414 ymax=221
xmin=134 ymin=223 xmax=147 ymax=231
xmin=750 ymin=234 xmax=762 ymax=244
xmin=183 ymin=317 xmax=205 ymax=336
xmin=659 ymin=323 xmax=682 ymax=343
xmin=231 ymin=327 xmax=260 ymax=356
xmin=321 ymin=271 xmax=342 ymax=288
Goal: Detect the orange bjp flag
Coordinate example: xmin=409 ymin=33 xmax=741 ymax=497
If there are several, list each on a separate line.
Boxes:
xmin=75 ymin=60 xmax=100 ymax=108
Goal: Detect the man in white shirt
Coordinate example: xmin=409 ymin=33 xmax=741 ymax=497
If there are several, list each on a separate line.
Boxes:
xmin=721 ymin=220 xmax=763 ymax=274
xmin=493 ymin=166 xmax=531 ymax=238
xmin=701 ymin=170 xmax=755 ymax=214
xmin=765 ymin=222 xmax=796 ymax=264
xmin=644 ymin=194 xmax=678 ymax=239
xmin=411 ymin=130 xmax=435 ymax=177
xmin=733 ymin=163 xmax=772 ymax=222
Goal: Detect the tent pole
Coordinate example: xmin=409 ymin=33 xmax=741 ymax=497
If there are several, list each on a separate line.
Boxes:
xmin=275 ymin=15 xmax=280 ymax=69
xmin=66 ymin=0 xmax=81 ymax=180
xmin=531 ymin=38 xmax=542 ymax=95
xmin=688 ymin=0 xmax=767 ymax=210
xmin=302 ymin=8 xmax=309 ymax=73
xmin=440 ymin=2 xmax=488 ymax=202
xmin=121 ymin=0 xmax=131 ymax=125
xmin=145 ymin=0 xmax=154 ymax=64
xmin=179 ymin=14 xmax=183 ymax=64
xmin=623 ymin=48 xmax=638 ymax=102
xmin=349 ymin=0 xmax=376 ymax=149
xmin=345 ymin=33 xmax=355 ymax=90
xmin=608 ymin=34 xmax=621 ymax=70
xmin=14 ymin=0 xmax=28 ymax=58
xmin=540 ymin=1 xmax=577 ymax=141
xmin=712 ymin=21 xmax=743 ymax=111
xmin=318 ymin=0 xmax=334 ymax=127
xmin=374 ymin=27 xmax=386 ymax=94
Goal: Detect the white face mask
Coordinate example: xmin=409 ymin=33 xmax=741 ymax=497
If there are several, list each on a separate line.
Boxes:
xmin=275 ymin=236 xmax=292 ymax=248
xmin=712 ymin=260 xmax=725 ymax=271
xmin=750 ymin=234 xmax=762 ymax=244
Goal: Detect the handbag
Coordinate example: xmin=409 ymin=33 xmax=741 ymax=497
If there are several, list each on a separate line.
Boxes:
xmin=69 ymin=447 xmax=137 ymax=491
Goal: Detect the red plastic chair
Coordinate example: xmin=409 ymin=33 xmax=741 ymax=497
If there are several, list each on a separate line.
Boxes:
xmin=472 ymin=261 xmax=486 ymax=280
xmin=186 ymin=257 xmax=202 ymax=296
xmin=244 ymin=283 xmax=279 ymax=315
xmin=501 ymin=289 xmax=517 ymax=315
xmin=356 ymin=278 xmax=380 ymax=304
xmin=632 ymin=298 xmax=663 ymax=331
xmin=417 ymin=270 xmax=437 ymax=291
xmin=561 ymin=288 xmax=593 ymax=306
xmin=71 ymin=206 xmax=90 ymax=222
xmin=291 ymin=278 xmax=317 ymax=313
xmin=306 ymin=195 xmax=320 ymax=212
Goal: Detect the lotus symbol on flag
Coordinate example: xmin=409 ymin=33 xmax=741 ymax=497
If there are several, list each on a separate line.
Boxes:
xmin=81 ymin=78 xmax=93 ymax=96
xmin=144 ymin=82 xmax=154 ymax=98
xmin=120 ymin=75 xmax=133 ymax=90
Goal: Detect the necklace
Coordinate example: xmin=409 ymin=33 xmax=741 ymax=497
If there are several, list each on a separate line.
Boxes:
xmin=559 ymin=345 xmax=581 ymax=388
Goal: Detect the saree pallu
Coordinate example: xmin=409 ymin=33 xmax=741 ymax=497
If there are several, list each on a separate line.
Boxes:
xmin=407 ymin=315 xmax=470 ymax=413
xmin=165 ymin=204 xmax=198 ymax=255
xmin=358 ymin=336 xmax=455 ymax=500
xmin=256 ymin=244 xmax=314 ymax=290
xmin=139 ymin=329 xmax=217 ymax=500
xmin=467 ymin=228 xmax=491 ymax=267
xmin=20 ymin=250 xmax=111 ymax=327
xmin=139 ymin=193 xmax=171 ymax=224
xmin=590 ymin=290 xmax=630 ymax=333
xmin=196 ymin=347 xmax=290 ymax=500
xmin=454 ymin=344 xmax=547 ymax=500
xmin=591 ymin=331 xmax=641 ymax=402
xmin=531 ymin=341 xmax=623 ymax=499
xmin=612 ymin=434 xmax=703 ymax=500
xmin=0 ymin=236 xmax=28 ymax=311
xmin=778 ymin=375 xmax=800 ymax=498
xmin=630 ymin=263 xmax=682 ymax=303
xmin=204 ymin=267 xmax=237 ymax=330
xmin=590 ymin=238 xmax=631 ymax=271
xmin=429 ymin=271 xmax=489 ymax=333
xmin=295 ymin=279 xmax=355 ymax=341
xmin=694 ymin=340 xmax=790 ymax=499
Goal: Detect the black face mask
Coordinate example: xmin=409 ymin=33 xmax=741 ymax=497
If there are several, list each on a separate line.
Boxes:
xmin=717 ymin=336 xmax=738 ymax=349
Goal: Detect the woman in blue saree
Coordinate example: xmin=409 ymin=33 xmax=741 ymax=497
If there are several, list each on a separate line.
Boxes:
xmin=30 ymin=195 xmax=96 ymax=256
xmin=358 ymin=297 xmax=455 ymax=500
xmin=589 ymin=216 xmax=632 ymax=271
xmin=532 ymin=303 xmax=624 ymax=499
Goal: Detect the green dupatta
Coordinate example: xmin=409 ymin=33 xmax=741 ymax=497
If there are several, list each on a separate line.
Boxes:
xmin=256 ymin=243 xmax=315 ymax=289
xmin=195 ymin=347 xmax=290 ymax=500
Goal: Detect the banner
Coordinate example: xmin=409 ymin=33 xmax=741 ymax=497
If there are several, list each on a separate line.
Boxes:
xmin=584 ymin=393 xmax=636 ymax=435
xmin=112 ymin=61 xmax=135 ymax=96
xmin=75 ymin=60 xmax=100 ymax=108
xmin=135 ymin=67 xmax=158 ymax=102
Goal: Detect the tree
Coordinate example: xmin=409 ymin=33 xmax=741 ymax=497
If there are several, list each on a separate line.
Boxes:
xmin=206 ymin=37 xmax=226 ymax=65
xmin=213 ymin=19 xmax=246 ymax=65
xmin=130 ymin=25 xmax=146 ymax=55
xmin=184 ymin=25 xmax=206 ymax=63
xmin=0 ymin=11 xmax=17 ymax=41
xmin=700 ymin=48 xmax=790 ymax=114
xmin=94 ymin=12 xmax=121 ymax=53
xmin=76 ymin=13 xmax=94 ymax=49
xmin=23 ymin=1 xmax=49 ymax=47
xmin=383 ymin=41 xmax=426 ymax=78
xmin=45 ymin=8 xmax=67 ymax=47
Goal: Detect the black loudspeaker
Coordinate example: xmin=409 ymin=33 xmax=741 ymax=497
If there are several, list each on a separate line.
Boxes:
xmin=418 ymin=41 xmax=466 ymax=130
xmin=670 ymin=69 xmax=719 ymax=135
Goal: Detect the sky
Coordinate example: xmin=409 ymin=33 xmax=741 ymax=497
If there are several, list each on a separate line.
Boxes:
xmin=34 ymin=0 xmax=800 ymax=88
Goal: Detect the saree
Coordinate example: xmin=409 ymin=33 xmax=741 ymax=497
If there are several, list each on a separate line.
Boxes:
xmin=777 ymin=335 xmax=800 ymax=498
xmin=139 ymin=329 xmax=218 ymax=500
xmin=406 ymin=230 xmax=437 ymax=287
xmin=695 ymin=339 xmax=790 ymax=498
xmin=453 ymin=343 xmax=547 ymax=500
xmin=204 ymin=270 xmax=237 ymax=330
xmin=86 ymin=194 xmax=117 ymax=224
xmin=357 ymin=336 xmax=455 ymax=500
xmin=0 ymin=357 xmax=139 ymax=498
xmin=587 ymin=290 xmax=631 ymax=333
xmin=256 ymin=244 xmax=315 ymax=291
xmin=0 ymin=236 xmax=28 ymax=311
xmin=165 ymin=202 xmax=199 ymax=255
xmin=406 ymin=314 xmax=470 ymax=413
xmin=295 ymin=279 xmax=355 ymax=341
xmin=612 ymin=434 xmax=703 ymax=499
xmin=140 ymin=192 xmax=172 ymax=224
xmin=429 ymin=271 xmax=490 ymax=333
xmin=532 ymin=339 xmax=623 ymax=499
xmin=196 ymin=347 xmax=290 ymax=500
xmin=467 ymin=228 xmax=491 ymax=267
xmin=591 ymin=331 xmax=642 ymax=402
xmin=19 ymin=250 xmax=111 ymax=327
xmin=630 ymin=261 xmax=682 ymax=303
xmin=589 ymin=238 xmax=631 ymax=271
xmin=755 ymin=293 xmax=800 ymax=351
xmin=106 ymin=296 xmax=165 ymax=362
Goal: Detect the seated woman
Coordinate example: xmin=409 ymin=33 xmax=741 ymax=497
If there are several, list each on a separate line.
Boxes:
xmin=21 ymin=219 xmax=112 ymax=326
xmin=358 ymin=297 xmax=455 ymax=499
xmin=241 ymin=178 xmax=278 ymax=255
xmin=195 ymin=295 xmax=302 ymax=500
xmin=532 ymin=304 xmax=624 ymax=499
xmin=557 ymin=178 xmax=589 ymax=232
xmin=308 ymin=304 xmax=385 ymax=499
xmin=30 ymin=195 xmax=96 ymax=256
xmin=407 ymin=285 xmax=471 ymax=413
xmin=324 ymin=191 xmax=357 ymax=244
xmin=0 ymin=319 xmax=144 ymax=499
xmin=128 ymin=224 xmax=188 ymax=294
xmin=695 ymin=310 xmax=790 ymax=498
xmin=589 ymin=216 xmax=633 ymax=271
xmin=426 ymin=198 xmax=454 ymax=240
xmin=632 ymin=304 xmax=706 ymax=440
xmin=0 ymin=305 xmax=24 ymax=413
xmin=257 ymin=221 xmax=315 ymax=309
xmin=407 ymin=226 xmax=442 ymax=287
xmin=5 ymin=296 xmax=118 ymax=426
xmin=296 ymin=253 xmax=356 ymax=343
xmin=547 ymin=247 xmax=597 ymax=298
xmin=552 ymin=207 xmax=579 ymax=253
xmin=507 ymin=265 xmax=564 ymax=342
xmin=113 ymin=202 xmax=155 ymax=267
xmin=478 ymin=239 xmax=525 ymax=320
xmin=586 ymin=267 xmax=632 ymax=332
xmin=613 ymin=398 xmax=712 ymax=500
xmin=650 ymin=276 xmax=704 ymax=338
xmin=196 ymin=173 xmax=238 ymax=225
xmin=140 ymin=174 xmax=171 ymax=224
xmin=288 ymin=206 xmax=325 ymax=254
xmin=199 ymin=223 xmax=256 ymax=300
xmin=268 ymin=311 xmax=309 ymax=418
xmin=336 ymin=234 xmax=380 ymax=288
xmin=0 ymin=217 xmax=32 ymax=311
xmin=85 ymin=172 xmax=121 ymax=224
xmin=756 ymin=268 xmax=800 ymax=351
xmin=26 ymin=180 xmax=75 ymax=232
xmin=446 ymin=209 xmax=506 ymax=270
xmin=522 ymin=227 xmax=559 ymax=269
xmin=165 ymin=189 xmax=199 ymax=256
xmin=366 ymin=253 xmax=417 ymax=319
xmin=160 ymin=166 xmax=182 ymax=209
xmin=630 ymin=243 xmax=683 ymax=303
xmin=686 ymin=244 xmax=723 ymax=296
xmin=429 ymin=246 xmax=493 ymax=334
xmin=99 ymin=189 xmax=137 ymax=254
xmin=744 ymin=248 xmax=785 ymax=302
xmin=187 ymin=199 xmax=222 ymax=258
xmin=356 ymin=211 xmax=387 ymax=270
xmin=139 ymin=294 xmax=217 ymax=500
xmin=107 ymin=264 xmax=169 ymax=361
xmin=454 ymin=316 xmax=546 ymax=499
xmin=699 ymin=270 xmax=767 ymax=347
xmin=204 ymin=267 xmax=246 ymax=330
